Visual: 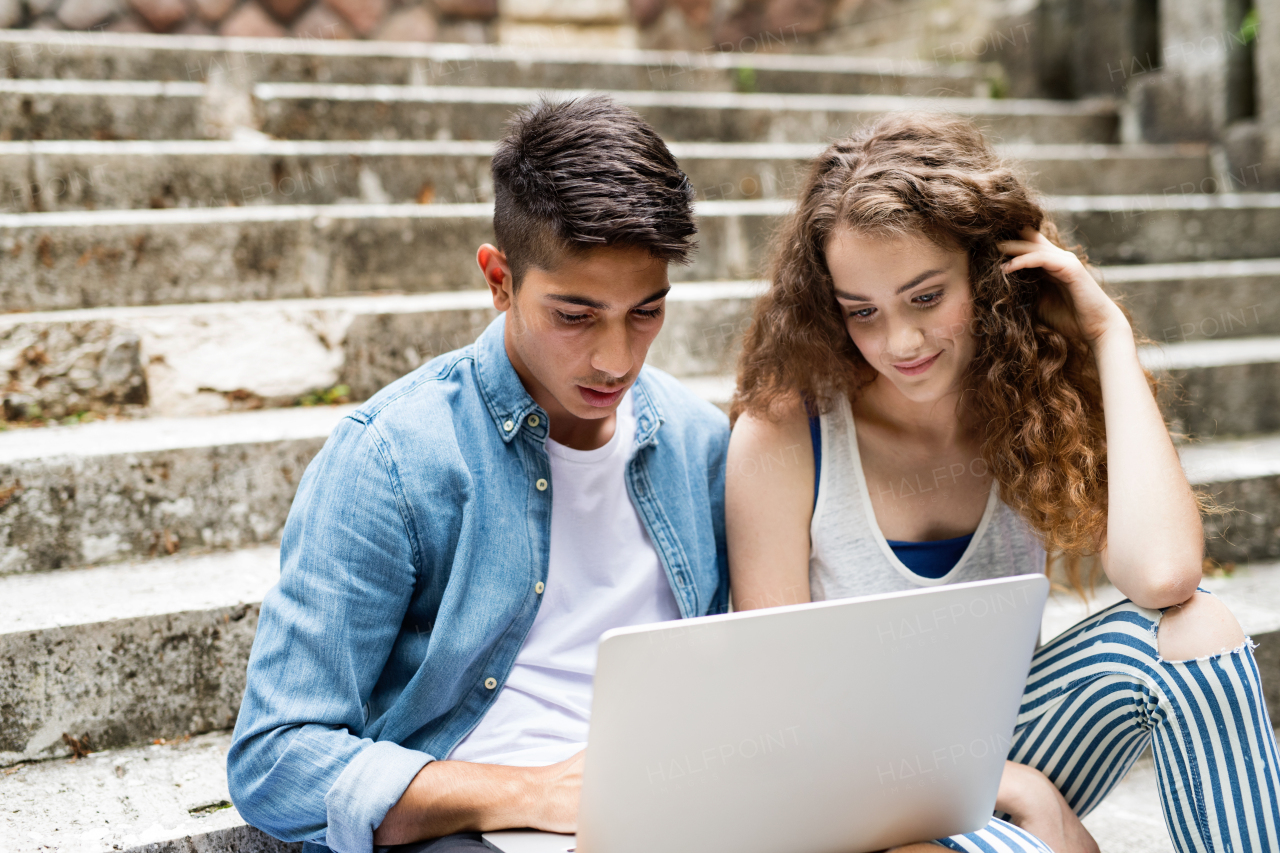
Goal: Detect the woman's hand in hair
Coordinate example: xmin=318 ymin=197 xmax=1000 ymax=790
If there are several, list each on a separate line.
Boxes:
xmin=1000 ymin=234 xmax=1204 ymax=608
xmin=998 ymin=226 xmax=1128 ymax=349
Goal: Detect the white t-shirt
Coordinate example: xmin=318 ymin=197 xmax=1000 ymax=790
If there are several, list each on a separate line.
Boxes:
xmin=448 ymin=391 xmax=681 ymax=767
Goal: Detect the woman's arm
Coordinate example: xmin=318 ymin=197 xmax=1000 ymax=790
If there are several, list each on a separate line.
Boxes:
xmin=1000 ymin=228 xmax=1203 ymax=609
xmin=1089 ymin=322 xmax=1204 ymax=606
xmin=726 ymin=398 xmax=816 ymax=611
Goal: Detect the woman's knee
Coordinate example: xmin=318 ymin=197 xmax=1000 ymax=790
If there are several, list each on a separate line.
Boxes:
xmin=1156 ymin=590 xmax=1247 ymax=662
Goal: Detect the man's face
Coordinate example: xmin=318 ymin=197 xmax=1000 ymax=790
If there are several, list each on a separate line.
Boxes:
xmin=479 ymin=242 xmax=670 ymax=446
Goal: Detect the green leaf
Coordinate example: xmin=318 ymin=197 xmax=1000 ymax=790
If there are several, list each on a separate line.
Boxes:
xmin=1240 ymin=8 xmax=1259 ymax=45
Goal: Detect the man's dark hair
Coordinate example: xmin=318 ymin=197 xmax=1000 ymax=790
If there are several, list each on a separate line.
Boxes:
xmin=491 ymin=94 xmax=697 ymax=288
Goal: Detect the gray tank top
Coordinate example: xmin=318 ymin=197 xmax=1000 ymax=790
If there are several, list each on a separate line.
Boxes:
xmin=809 ymin=394 xmax=1046 ymax=601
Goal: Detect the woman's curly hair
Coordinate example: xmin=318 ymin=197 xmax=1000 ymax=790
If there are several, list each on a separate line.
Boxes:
xmin=730 ymin=111 xmax=1185 ymax=591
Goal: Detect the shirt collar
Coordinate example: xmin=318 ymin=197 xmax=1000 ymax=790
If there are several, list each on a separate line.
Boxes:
xmin=474 ymin=313 xmax=665 ymax=447
xmin=475 ymin=313 xmax=544 ymax=444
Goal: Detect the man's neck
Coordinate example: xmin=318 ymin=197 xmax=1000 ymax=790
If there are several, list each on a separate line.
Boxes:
xmin=504 ymin=324 xmax=618 ymax=451
xmin=548 ymin=408 xmax=619 ymax=450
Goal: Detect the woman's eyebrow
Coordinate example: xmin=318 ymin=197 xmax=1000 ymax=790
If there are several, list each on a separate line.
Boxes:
xmin=835 ymin=268 xmax=947 ymax=301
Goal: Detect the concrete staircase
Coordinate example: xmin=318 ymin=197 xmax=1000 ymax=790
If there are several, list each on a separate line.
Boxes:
xmin=1 ymin=27 xmax=1279 ymax=853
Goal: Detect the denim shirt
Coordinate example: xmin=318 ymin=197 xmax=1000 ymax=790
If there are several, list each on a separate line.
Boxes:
xmin=227 ymin=314 xmax=730 ymax=853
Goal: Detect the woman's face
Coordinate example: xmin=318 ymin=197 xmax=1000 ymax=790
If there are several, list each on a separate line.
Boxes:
xmin=826 ymin=227 xmax=977 ymax=405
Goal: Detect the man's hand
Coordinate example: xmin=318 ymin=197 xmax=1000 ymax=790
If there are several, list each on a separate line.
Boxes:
xmin=373 ymin=751 xmax=585 ymax=847
xmin=996 ymin=760 xmax=1100 ymax=853
xmin=524 ymin=750 xmax=585 ymax=833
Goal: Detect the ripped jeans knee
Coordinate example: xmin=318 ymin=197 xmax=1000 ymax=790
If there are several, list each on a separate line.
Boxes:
xmin=1154 ymin=588 xmax=1249 ymax=663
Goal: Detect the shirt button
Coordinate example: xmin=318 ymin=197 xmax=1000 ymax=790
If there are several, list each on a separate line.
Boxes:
xmin=535 ymin=581 xmax=545 ymax=594
xmin=528 ymin=414 xmax=541 ymax=427
xmin=503 ymin=420 xmax=514 ymax=432
xmin=484 ymin=677 xmax=497 ymax=690
xmin=536 ymin=478 xmax=548 ymax=491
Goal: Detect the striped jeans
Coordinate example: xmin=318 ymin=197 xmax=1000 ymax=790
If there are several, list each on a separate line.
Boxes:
xmin=934 ymin=594 xmax=1280 ymax=852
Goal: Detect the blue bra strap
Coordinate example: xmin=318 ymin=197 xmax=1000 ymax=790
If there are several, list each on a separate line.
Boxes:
xmin=808 ymin=412 xmax=821 ymax=510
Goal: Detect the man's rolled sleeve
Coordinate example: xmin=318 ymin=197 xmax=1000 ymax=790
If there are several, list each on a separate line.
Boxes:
xmin=325 ymin=740 xmax=436 ymax=853
xmin=228 ymin=414 xmax=426 ymax=851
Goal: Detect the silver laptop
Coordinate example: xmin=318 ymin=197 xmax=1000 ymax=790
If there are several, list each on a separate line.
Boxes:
xmin=484 ymin=573 xmax=1048 ymax=853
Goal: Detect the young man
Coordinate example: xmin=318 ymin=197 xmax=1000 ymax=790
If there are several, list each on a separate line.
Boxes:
xmin=226 ymin=96 xmax=730 ymax=853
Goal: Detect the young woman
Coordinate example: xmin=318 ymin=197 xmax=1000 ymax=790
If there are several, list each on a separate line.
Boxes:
xmin=726 ymin=112 xmax=1280 ymax=853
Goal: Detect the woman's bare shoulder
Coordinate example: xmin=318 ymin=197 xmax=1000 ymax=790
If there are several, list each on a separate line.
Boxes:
xmin=732 ymin=390 xmax=811 ymax=441
xmin=729 ymin=391 xmax=814 ymax=486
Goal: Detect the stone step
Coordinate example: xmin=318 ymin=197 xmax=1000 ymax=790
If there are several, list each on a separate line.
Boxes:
xmin=0 ymin=728 xmax=1182 ymax=853
xmin=0 ymin=283 xmax=763 ymax=420
xmin=3 ymin=367 xmax=1280 ymax=574
xmin=4 ymin=197 xmax=1280 ymax=312
xmin=0 ymin=140 xmax=1213 ymax=212
xmin=0 ymin=404 xmax=353 ymax=576
xmin=0 ymin=730 xmax=296 ymax=853
xmin=0 ymin=546 xmax=277 ymax=766
xmin=0 ymin=369 xmax=734 ymax=575
xmin=1180 ymin=434 xmax=1280 ymax=564
xmin=25 ymin=540 xmax=1279 ymax=768
xmin=1146 ymin=336 xmax=1280 ymax=439
xmin=0 ymin=200 xmax=773 ymax=311
xmin=0 ymin=79 xmax=1119 ymax=145
xmin=1105 ymin=258 xmax=1280 ymax=343
xmin=0 ymin=29 xmax=988 ymax=97
xmin=251 ymin=84 xmax=1121 ymax=147
xmin=4 ymin=282 xmax=1279 ymax=437
xmin=1055 ymin=192 xmax=1280 ymax=265
xmin=6 ymin=560 xmax=1280 ymax=851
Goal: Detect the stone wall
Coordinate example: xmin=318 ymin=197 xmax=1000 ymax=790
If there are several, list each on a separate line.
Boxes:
xmin=0 ymin=0 xmax=1007 ymax=56
xmin=0 ymin=0 xmax=493 ymax=42
xmin=0 ymin=0 xmax=1273 ymax=186
xmin=1261 ymin=0 xmax=1280 ymax=188
xmin=807 ymin=0 xmax=1017 ymax=61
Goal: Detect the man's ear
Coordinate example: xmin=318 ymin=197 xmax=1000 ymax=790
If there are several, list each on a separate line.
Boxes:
xmin=477 ymin=244 xmax=514 ymax=311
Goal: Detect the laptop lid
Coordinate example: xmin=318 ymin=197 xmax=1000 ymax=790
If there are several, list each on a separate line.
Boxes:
xmin=570 ymin=573 xmax=1048 ymax=853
